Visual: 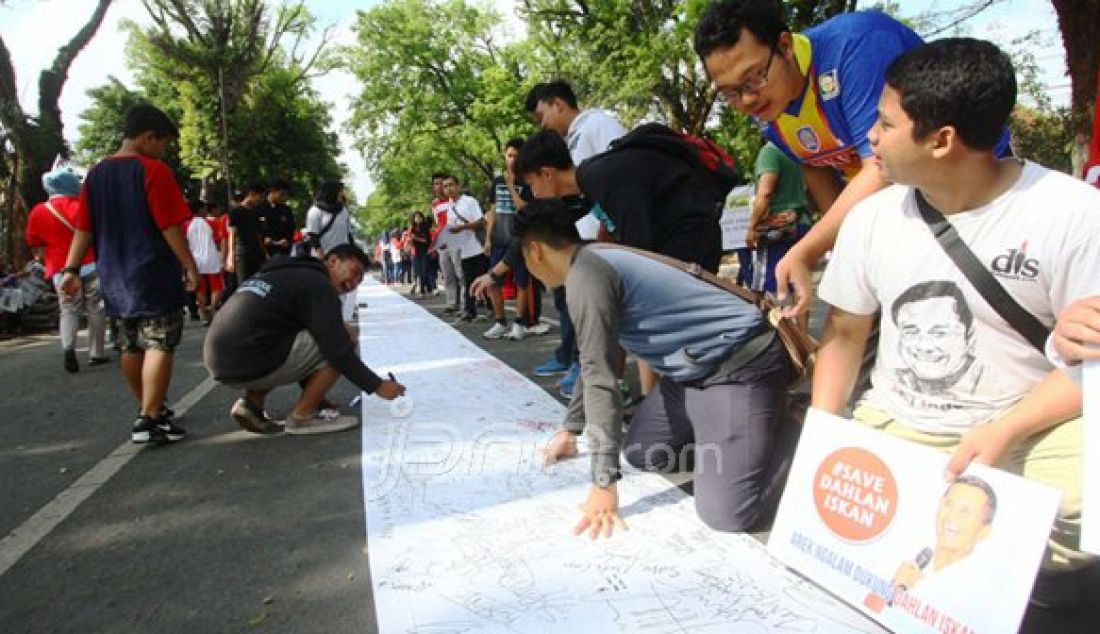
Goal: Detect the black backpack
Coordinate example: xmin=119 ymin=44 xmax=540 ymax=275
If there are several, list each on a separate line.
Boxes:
xmin=603 ymin=122 xmax=741 ymax=200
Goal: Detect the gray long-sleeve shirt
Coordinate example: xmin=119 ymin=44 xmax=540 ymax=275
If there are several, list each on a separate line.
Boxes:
xmin=563 ymin=246 xmax=766 ymax=482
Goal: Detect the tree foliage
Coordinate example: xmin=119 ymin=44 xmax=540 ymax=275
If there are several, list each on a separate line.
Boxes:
xmin=519 ymin=0 xmax=714 ymax=135
xmin=342 ymin=0 xmax=860 ymax=229
xmin=1051 ymin=0 xmax=1099 ymax=173
xmin=337 ymin=0 xmax=1084 ymax=231
xmin=342 ymin=0 xmax=533 ymax=232
xmin=0 ymin=0 xmax=112 ymax=266
xmin=1004 ymin=31 xmax=1074 ymax=173
xmin=119 ymin=0 xmax=342 ymax=213
xmin=73 ymin=77 xmax=201 ymax=201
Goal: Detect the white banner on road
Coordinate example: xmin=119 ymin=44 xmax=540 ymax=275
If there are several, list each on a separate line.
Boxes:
xmin=356 ymin=280 xmax=880 ymax=633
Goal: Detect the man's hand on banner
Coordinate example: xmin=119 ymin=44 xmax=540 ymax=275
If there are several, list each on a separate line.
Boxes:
xmin=540 ymin=430 xmax=579 ymax=464
xmin=574 ymin=484 xmax=627 ymax=540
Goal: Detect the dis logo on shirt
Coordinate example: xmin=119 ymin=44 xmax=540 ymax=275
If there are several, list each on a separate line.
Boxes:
xmin=990 ymin=242 xmax=1040 ymax=281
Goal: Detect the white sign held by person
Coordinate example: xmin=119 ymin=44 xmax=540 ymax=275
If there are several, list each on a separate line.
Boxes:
xmin=1083 ymin=361 xmax=1100 ymax=555
xmin=720 ymin=185 xmax=753 ymax=250
xmin=769 ymin=409 xmax=1061 ymax=634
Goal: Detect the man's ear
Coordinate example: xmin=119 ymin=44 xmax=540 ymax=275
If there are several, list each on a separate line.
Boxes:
xmin=930 ymin=126 xmax=957 ymax=159
xmin=778 ymin=31 xmax=793 ymax=58
xmin=525 ymin=241 xmax=542 ymax=265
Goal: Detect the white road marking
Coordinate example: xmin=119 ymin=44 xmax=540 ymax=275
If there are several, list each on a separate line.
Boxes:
xmin=0 ymin=376 xmax=216 ymax=579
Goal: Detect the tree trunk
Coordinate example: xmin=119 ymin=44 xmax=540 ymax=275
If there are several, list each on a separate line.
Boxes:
xmin=1051 ymin=0 xmax=1099 ymax=176
xmin=0 ymin=0 xmax=113 ymax=266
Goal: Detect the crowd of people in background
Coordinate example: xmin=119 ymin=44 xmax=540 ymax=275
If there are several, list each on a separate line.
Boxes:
xmin=19 ymin=0 xmax=1100 ymax=614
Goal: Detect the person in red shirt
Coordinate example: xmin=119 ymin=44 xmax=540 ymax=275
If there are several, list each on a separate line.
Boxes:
xmin=184 ymin=202 xmax=226 ymax=325
xmin=61 ymin=104 xmax=200 ymax=445
xmin=26 ymin=166 xmax=108 ymax=372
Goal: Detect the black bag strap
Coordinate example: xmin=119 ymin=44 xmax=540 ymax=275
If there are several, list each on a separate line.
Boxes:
xmin=914 ymin=189 xmax=1050 ymax=352
xmin=315 ymin=206 xmax=342 ymax=239
xmin=449 ymin=201 xmax=470 ymax=225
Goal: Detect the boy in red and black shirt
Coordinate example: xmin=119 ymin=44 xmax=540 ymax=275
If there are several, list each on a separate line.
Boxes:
xmin=61 ymin=104 xmax=200 ymax=444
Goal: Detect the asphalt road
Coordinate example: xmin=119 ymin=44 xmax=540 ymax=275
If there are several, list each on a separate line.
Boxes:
xmin=0 ymin=276 xmax=1097 ymax=633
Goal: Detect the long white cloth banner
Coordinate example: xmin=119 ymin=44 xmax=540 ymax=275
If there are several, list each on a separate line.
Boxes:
xmin=356 ymin=279 xmax=879 ymax=633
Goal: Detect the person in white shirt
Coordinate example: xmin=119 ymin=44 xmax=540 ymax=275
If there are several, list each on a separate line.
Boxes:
xmin=304 ymin=180 xmax=356 ymax=324
xmin=527 ymin=80 xmax=626 ymax=240
xmin=442 ymin=174 xmax=488 ymax=323
xmin=185 ymin=202 xmax=224 ymax=325
xmin=431 ymin=172 xmax=463 ymax=313
xmin=811 ymin=38 xmax=1100 ymax=610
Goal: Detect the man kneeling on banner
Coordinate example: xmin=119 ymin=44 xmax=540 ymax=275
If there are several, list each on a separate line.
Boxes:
xmin=521 ymin=199 xmax=798 ymax=538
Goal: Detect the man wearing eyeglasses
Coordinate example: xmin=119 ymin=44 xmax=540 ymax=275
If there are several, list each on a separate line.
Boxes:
xmin=694 ymin=2 xmax=923 ymax=316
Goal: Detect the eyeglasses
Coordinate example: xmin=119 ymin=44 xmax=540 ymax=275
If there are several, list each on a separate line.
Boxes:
xmin=716 ymin=47 xmax=778 ymax=104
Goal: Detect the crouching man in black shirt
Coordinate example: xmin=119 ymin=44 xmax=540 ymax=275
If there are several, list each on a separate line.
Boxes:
xmin=204 ymin=244 xmax=404 ymax=434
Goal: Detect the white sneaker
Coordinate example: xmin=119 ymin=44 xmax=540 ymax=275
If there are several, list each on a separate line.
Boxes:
xmin=505 ymin=323 xmax=527 ymax=340
xmin=525 ymin=322 xmax=552 ymax=336
xmin=482 ymin=322 xmax=508 ymax=339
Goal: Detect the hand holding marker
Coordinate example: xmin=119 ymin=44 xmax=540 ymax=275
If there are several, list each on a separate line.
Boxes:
xmin=388 ymin=372 xmax=414 ymax=417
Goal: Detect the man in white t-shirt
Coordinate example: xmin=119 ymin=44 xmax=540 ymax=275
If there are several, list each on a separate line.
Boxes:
xmin=525 ymin=80 xmax=627 ymax=396
xmin=430 ymin=172 xmax=463 ymax=313
xmin=442 ymin=174 xmax=488 ymax=323
xmin=812 ymin=38 xmax=1100 ymax=610
xmin=527 ymin=80 xmax=626 ymax=240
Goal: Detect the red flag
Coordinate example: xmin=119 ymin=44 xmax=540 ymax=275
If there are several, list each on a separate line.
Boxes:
xmin=1085 ymin=66 xmax=1100 ymax=189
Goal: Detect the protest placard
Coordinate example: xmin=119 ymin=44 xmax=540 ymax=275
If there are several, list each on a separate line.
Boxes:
xmin=720 ymin=185 xmax=753 ymax=250
xmin=769 ymin=409 xmax=1061 ymax=634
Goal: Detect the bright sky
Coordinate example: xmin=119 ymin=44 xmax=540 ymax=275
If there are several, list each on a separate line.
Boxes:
xmin=898 ymin=0 xmax=1070 ymax=103
xmin=0 ymin=0 xmax=1070 ymax=200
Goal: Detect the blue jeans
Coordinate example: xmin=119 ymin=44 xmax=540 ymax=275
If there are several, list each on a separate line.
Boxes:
xmin=413 ymin=251 xmax=432 ymax=292
xmin=552 ymin=286 xmax=576 ymax=366
xmin=382 ymin=254 xmax=394 ymax=283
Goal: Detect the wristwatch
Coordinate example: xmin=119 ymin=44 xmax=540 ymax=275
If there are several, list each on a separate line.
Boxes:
xmin=594 ymin=470 xmax=622 ymax=489
xmin=61 ymin=266 xmax=80 ymax=276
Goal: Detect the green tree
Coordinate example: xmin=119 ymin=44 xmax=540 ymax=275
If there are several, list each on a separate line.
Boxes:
xmin=125 ymin=0 xmax=333 ymax=201
xmin=785 ymin=0 xmax=859 ymax=30
xmin=0 ymin=0 xmax=113 ymax=265
xmin=1051 ymin=0 xmax=1099 ymax=173
xmin=517 ymin=0 xmax=858 ymax=174
xmin=73 ymin=77 xmax=202 ymax=201
xmin=342 ymin=0 xmax=533 ymax=231
xmin=1011 ymin=106 xmax=1074 ymax=173
xmin=519 ymin=0 xmax=717 ymax=135
xmin=228 ymin=65 xmax=343 ymax=219
xmin=1005 ymin=31 xmax=1074 ymax=174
